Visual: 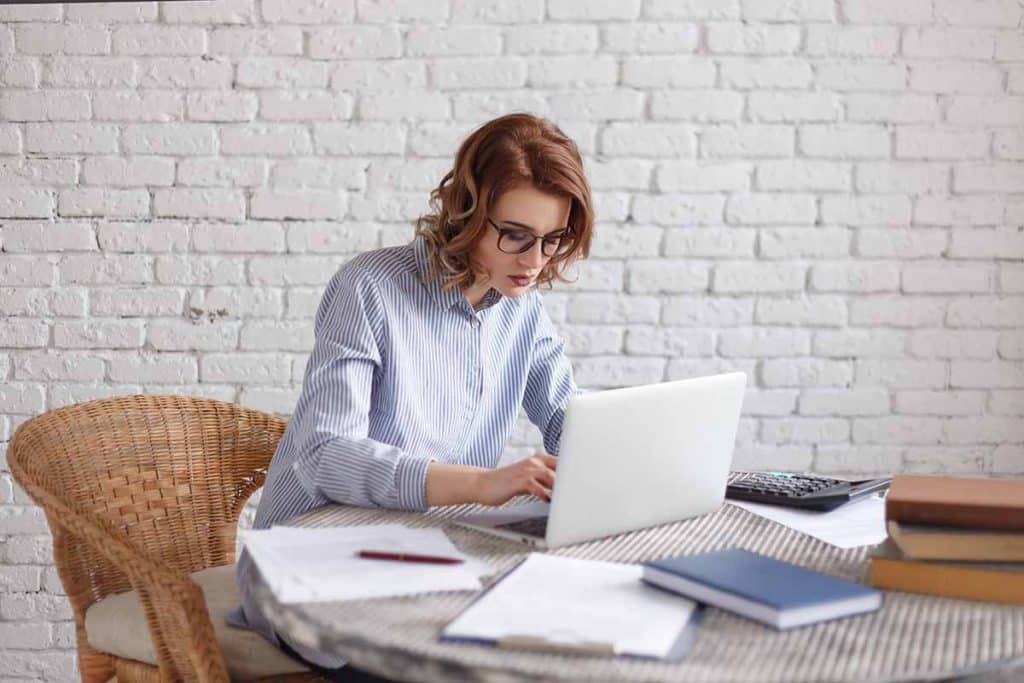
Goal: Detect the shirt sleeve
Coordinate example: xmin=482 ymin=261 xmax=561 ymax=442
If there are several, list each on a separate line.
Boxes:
xmin=521 ymin=298 xmax=579 ymax=455
xmin=287 ymin=265 xmax=432 ymax=510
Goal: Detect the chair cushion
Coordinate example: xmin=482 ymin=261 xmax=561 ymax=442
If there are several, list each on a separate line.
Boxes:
xmin=84 ymin=564 xmax=308 ymax=680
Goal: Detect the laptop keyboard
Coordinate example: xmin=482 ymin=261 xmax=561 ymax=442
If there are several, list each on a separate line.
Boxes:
xmin=495 ymin=516 xmax=548 ymax=538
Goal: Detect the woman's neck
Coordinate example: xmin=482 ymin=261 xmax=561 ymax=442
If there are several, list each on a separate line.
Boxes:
xmin=462 ymin=280 xmax=490 ymax=310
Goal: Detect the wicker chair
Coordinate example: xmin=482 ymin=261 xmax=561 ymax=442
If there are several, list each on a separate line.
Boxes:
xmin=7 ymin=394 xmax=323 ymax=683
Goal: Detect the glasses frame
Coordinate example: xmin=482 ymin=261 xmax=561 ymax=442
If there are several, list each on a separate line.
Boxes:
xmin=486 ymin=217 xmax=574 ymax=259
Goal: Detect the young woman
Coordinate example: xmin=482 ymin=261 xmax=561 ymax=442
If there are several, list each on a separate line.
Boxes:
xmin=230 ymin=113 xmax=594 ymax=680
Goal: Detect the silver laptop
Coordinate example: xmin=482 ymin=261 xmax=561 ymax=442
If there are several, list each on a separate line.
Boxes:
xmin=453 ymin=372 xmax=747 ymax=548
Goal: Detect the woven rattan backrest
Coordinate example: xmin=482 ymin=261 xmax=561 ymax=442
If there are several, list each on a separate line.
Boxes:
xmin=8 ymin=394 xmax=287 ymax=683
xmin=12 ymin=394 xmax=284 ymax=573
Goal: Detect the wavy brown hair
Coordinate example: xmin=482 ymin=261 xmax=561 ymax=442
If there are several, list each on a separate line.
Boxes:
xmin=415 ymin=113 xmax=594 ymax=291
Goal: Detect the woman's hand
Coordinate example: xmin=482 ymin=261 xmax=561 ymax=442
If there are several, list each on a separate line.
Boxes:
xmin=474 ymin=453 xmax=557 ymax=506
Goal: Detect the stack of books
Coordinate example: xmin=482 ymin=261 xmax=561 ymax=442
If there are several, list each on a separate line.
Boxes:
xmin=869 ymin=475 xmax=1024 ymax=604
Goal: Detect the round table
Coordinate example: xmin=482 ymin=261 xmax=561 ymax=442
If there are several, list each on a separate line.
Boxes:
xmin=246 ymin=502 xmax=1024 ymax=682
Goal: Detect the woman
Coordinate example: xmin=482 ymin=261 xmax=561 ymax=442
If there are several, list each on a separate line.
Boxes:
xmin=230 ymin=113 xmax=594 ymax=680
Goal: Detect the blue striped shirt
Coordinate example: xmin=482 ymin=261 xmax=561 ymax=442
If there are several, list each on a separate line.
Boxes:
xmin=231 ymin=236 xmax=578 ymax=642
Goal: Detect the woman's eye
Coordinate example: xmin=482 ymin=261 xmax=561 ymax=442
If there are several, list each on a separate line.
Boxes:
xmin=504 ymin=231 xmax=531 ymax=244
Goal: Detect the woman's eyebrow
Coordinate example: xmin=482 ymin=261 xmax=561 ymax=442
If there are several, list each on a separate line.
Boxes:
xmin=500 ymin=220 xmax=571 ymax=235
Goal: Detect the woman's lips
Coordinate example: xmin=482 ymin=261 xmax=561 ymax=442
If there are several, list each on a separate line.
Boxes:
xmin=509 ymin=275 xmax=532 ymax=287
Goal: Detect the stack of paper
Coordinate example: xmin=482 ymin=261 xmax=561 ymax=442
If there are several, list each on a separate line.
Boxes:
xmin=242 ymin=524 xmax=483 ymax=604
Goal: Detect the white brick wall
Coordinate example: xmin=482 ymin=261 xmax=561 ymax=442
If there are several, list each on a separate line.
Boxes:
xmin=0 ymin=0 xmax=1023 ymax=679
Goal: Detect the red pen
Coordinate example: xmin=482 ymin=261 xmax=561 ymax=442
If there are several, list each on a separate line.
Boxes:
xmin=356 ymin=550 xmax=465 ymax=565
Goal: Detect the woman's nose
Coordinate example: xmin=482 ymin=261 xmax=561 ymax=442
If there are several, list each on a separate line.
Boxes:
xmin=519 ymin=240 xmax=546 ymax=268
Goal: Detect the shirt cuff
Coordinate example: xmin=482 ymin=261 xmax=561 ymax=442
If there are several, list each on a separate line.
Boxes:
xmin=543 ymin=407 xmax=567 ymax=455
xmin=395 ymin=455 xmax=433 ymax=510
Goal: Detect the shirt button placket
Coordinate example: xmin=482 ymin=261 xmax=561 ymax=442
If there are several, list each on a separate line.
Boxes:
xmin=451 ymin=315 xmax=480 ymax=459
xmin=466 ymin=316 xmax=476 ymax=388
xmin=475 ymin=317 xmax=485 ymax=399
xmin=470 ymin=316 xmax=481 ymax=396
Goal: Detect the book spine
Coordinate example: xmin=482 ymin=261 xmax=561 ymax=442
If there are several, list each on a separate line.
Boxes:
xmin=869 ymin=559 xmax=1024 ymax=605
xmin=885 ymin=501 xmax=1024 ymax=531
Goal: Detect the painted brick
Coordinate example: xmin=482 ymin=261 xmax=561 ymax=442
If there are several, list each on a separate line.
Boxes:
xmin=2 ymin=4 xmax=1023 ymax=665
xmin=602 ymin=23 xmax=699 ymax=54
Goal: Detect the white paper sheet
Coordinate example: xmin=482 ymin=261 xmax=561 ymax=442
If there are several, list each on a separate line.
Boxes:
xmin=241 ymin=524 xmax=483 ymax=604
xmin=443 ymin=553 xmax=698 ymax=659
xmin=726 ymin=494 xmax=887 ymax=549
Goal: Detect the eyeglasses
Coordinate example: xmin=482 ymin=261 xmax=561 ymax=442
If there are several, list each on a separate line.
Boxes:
xmin=487 ymin=217 xmax=574 ymax=258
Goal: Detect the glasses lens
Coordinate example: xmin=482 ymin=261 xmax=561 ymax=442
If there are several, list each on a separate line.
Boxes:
xmin=542 ymin=233 xmax=573 ymax=257
xmin=498 ymin=229 xmax=534 ymax=254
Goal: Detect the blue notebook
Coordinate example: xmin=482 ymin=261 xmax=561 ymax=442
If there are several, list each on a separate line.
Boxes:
xmin=642 ymin=548 xmax=882 ymax=630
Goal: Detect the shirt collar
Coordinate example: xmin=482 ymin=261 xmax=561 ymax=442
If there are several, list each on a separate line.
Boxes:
xmin=412 ymin=236 xmax=503 ymax=313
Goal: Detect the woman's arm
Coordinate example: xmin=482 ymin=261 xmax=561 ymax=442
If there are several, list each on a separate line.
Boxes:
xmin=289 ymin=266 xmax=433 ymax=510
xmin=426 ymin=455 xmax=558 ymax=506
xmin=521 ymin=298 xmax=579 ymax=455
xmin=425 ymin=462 xmax=483 ymax=506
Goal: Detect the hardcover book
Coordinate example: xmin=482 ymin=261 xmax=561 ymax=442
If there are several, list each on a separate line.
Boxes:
xmin=885 ymin=475 xmax=1024 ymax=531
xmin=869 ymin=539 xmax=1024 ymax=605
xmin=887 ymin=520 xmax=1024 ymax=562
xmin=642 ymin=548 xmax=882 ymax=630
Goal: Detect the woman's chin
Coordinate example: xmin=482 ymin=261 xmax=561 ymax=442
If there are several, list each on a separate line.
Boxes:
xmin=497 ymin=283 xmax=532 ymax=298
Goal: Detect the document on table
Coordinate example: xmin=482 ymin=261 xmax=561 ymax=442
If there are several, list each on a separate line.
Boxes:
xmin=726 ymin=494 xmax=887 ymax=549
xmin=241 ymin=524 xmax=484 ymax=604
xmin=442 ymin=553 xmax=701 ymax=660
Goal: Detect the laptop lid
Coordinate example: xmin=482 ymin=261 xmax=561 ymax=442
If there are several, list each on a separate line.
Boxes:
xmin=544 ymin=372 xmax=747 ymax=548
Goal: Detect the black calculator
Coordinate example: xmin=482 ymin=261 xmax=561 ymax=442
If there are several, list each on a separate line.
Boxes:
xmin=726 ymin=471 xmax=892 ymax=511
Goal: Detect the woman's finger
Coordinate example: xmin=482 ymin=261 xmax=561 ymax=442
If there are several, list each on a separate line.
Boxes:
xmin=537 ymin=453 xmax=558 ymax=469
xmin=528 ymin=480 xmax=551 ymax=501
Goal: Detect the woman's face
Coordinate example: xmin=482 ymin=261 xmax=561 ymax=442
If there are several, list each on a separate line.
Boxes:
xmin=466 ymin=184 xmax=572 ymax=303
